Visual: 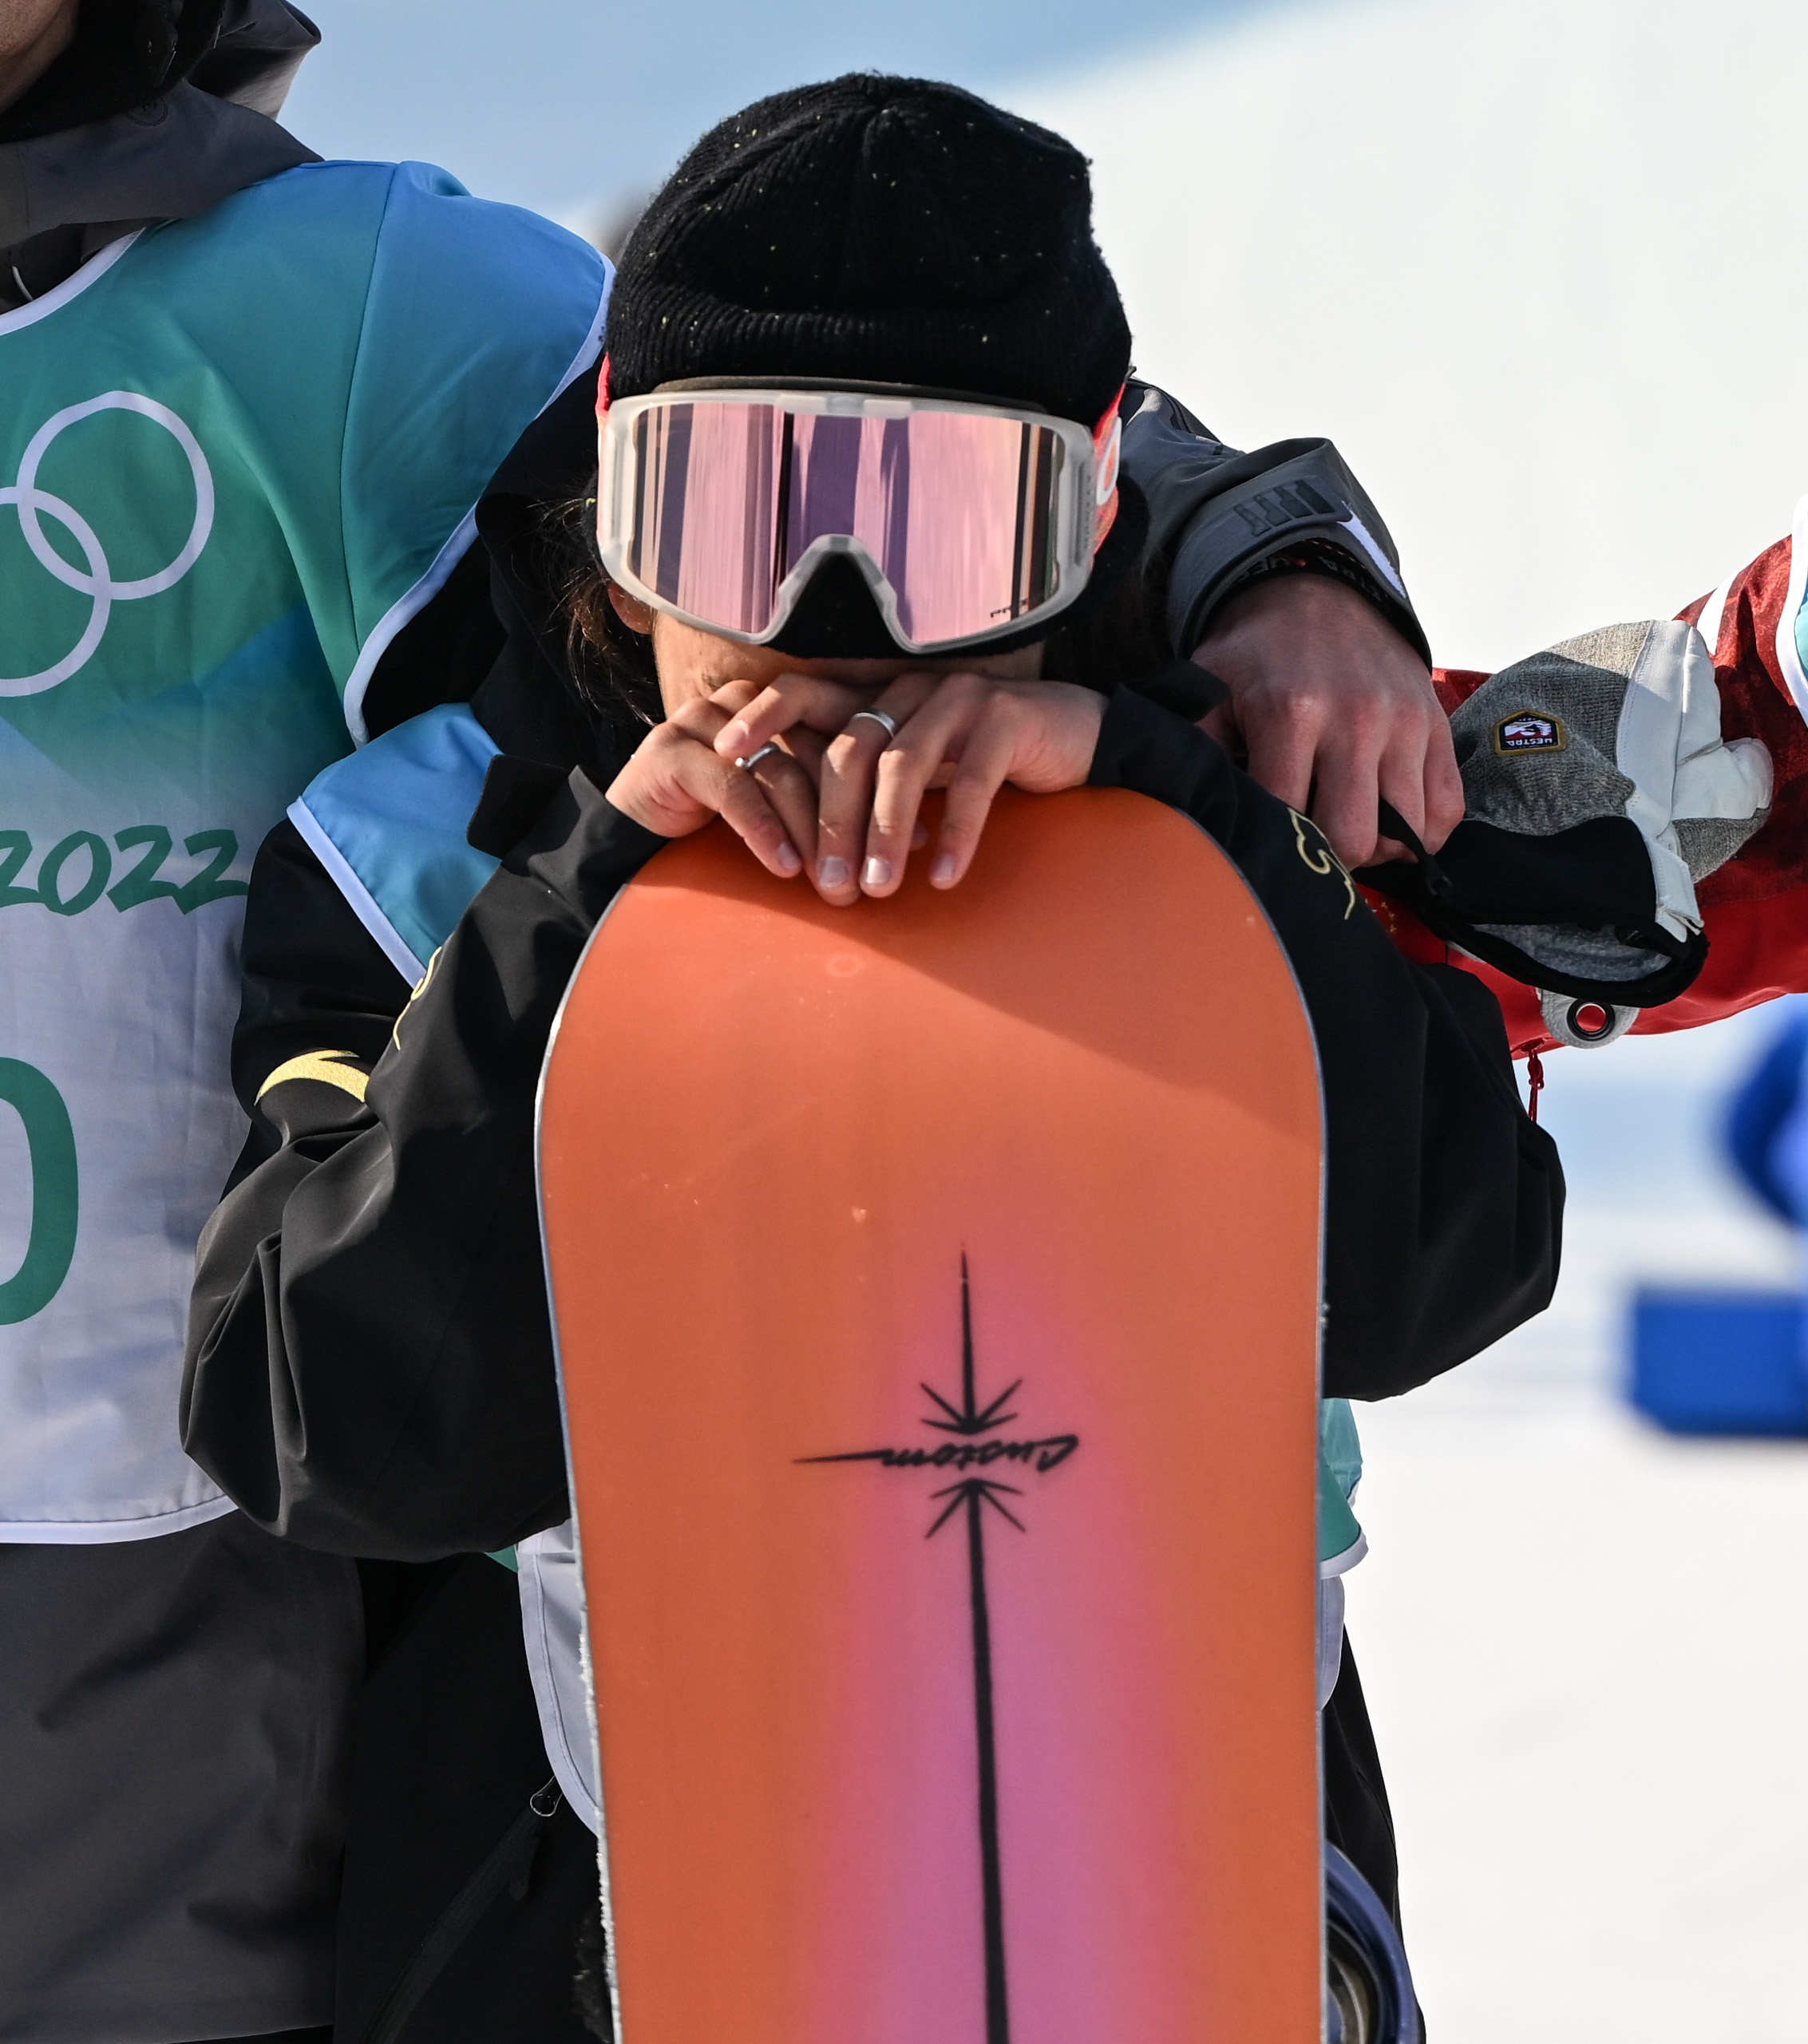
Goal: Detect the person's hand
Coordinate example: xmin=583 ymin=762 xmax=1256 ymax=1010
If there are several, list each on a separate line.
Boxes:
xmin=604 ymin=678 xmax=829 ymax=879
xmin=1189 ymin=572 xmax=1462 ymax=868
xmin=717 ymin=670 xmax=1105 ymax=906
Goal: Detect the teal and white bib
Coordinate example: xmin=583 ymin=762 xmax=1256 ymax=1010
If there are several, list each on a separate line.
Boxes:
xmin=0 ymin=159 xmax=607 ymax=1539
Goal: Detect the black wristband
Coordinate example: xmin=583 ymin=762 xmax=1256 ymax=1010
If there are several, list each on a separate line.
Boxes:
xmin=1220 ymin=539 xmax=1407 ymax=631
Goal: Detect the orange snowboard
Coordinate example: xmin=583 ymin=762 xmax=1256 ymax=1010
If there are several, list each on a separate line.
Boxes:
xmin=539 ymin=787 xmax=1324 ymax=2044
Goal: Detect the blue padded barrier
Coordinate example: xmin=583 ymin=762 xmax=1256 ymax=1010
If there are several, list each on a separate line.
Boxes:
xmin=1628 ymin=1288 xmax=1808 ymax=1437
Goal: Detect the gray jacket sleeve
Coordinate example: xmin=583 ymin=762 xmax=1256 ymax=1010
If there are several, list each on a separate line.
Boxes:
xmin=1122 ymin=382 xmax=1431 ymax=666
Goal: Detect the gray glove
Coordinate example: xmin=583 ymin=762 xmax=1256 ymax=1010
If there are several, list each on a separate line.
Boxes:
xmin=1360 ymin=619 xmax=1770 ymax=1032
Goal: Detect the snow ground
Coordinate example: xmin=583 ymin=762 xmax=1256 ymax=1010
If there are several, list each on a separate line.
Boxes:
xmin=1351 ymin=1393 xmax=1808 ymax=2042
xmin=1022 ymin=0 xmax=1808 ymax=672
xmin=1344 ymin=1010 xmax=1808 ymax=2040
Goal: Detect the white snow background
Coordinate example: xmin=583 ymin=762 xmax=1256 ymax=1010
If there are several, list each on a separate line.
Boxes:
xmin=287 ymin=2 xmax=1808 ymax=2032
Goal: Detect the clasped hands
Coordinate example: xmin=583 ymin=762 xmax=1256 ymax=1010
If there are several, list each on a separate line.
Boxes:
xmin=605 ymin=667 xmax=1106 ymax=907
xmin=604 ymin=576 xmax=1466 ymax=907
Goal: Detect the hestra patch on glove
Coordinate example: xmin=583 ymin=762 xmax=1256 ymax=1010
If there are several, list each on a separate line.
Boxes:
xmin=1493 ymin=712 xmax=1566 ymax=755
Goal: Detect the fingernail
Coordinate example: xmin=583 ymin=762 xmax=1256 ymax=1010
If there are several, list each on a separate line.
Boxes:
xmin=774 ymin=841 xmax=801 ymax=875
xmin=931 ymin=853 xmax=958 ymax=887
xmin=720 ymin=719 xmax=750 ymax=753
xmin=818 ymin=856 xmax=849 ymax=888
xmin=862 ymin=856 xmax=892 ymax=889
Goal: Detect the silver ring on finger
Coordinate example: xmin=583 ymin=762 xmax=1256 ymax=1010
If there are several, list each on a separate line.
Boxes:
xmin=847 ymin=706 xmax=900 ymax=741
xmin=735 ymin=741 xmax=783 ymax=771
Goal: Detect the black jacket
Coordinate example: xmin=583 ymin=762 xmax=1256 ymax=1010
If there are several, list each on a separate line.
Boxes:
xmin=186 ymin=365 xmax=1556 ymax=1559
xmin=181 ymin=677 xmax=1561 ymax=1563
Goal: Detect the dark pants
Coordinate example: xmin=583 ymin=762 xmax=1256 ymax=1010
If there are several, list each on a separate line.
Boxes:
xmin=1325 ymin=1635 xmax=1426 ymax=2037
xmin=1323 ymin=1635 xmax=1404 ymax=1927
xmin=335 ymin=1556 xmax=599 ymax=2044
xmin=0 ymin=1516 xmax=358 ymax=2043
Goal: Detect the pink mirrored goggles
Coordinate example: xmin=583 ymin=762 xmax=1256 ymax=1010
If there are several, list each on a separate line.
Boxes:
xmin=596 ymin=372 xmax=1123 ymax=654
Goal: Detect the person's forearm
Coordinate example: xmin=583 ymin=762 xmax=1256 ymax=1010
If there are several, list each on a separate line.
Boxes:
xmin=1122 ymin=382 xmax=1461 ymax=868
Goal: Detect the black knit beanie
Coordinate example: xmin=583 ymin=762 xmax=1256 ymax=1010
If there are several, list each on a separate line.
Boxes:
xmin=607 ymin=74 xmax=1132 ymax=429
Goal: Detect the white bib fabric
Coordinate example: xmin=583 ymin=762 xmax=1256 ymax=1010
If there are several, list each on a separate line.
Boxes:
xmin=518 ymin=1520 xmax=603 ymax=1835
xmin=0 ymin=887 xmax=253 ymax=1536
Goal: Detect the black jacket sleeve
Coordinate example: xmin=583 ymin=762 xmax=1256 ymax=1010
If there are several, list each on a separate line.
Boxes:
xmin=1121 ymin=383 xmax=1432 ymax=666
xmin=181 ymin=774 xmax=665 ymax=1560
xmin=184 ymin=706 xmax=1560 ymax=1561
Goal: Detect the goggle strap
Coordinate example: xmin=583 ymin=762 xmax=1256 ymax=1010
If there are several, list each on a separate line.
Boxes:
xmin=1090 ymin=382 xmax=1126 ymax=558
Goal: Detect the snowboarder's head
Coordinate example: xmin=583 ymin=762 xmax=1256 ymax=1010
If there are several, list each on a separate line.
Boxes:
xmin=606 ymin=73 xmax=1131 ymax=438
xmin=581 ymin=74 xmax=1148 ymax=703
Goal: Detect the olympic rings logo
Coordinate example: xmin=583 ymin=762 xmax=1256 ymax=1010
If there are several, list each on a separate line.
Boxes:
xmin=0 ymin=392 xmax=215 ymax=699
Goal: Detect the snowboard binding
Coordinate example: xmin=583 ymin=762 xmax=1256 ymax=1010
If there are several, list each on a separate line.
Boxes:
xmin=1325 ymin=1844 xmax=1421 ymax=2044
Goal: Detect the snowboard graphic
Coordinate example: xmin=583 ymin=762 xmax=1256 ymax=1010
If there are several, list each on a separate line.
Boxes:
xmin=539 ymin=787 xmax=1324 ymax=2044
